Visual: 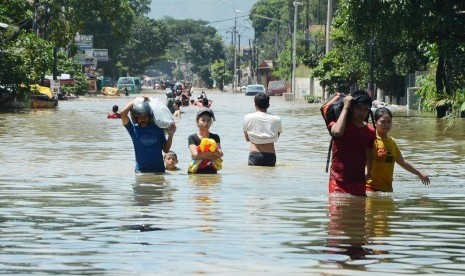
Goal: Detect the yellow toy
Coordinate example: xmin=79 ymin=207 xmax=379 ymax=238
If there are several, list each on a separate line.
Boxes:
xmin=188 ymin=138 xmax=222 ymax=173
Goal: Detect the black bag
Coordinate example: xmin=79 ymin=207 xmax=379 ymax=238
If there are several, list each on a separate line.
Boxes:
xmin=320 ymin=92 xmax=375 ymax=172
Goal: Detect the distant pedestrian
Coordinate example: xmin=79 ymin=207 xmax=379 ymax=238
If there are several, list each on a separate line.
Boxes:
xmin=173 ymin=99 xmax=182 ymax=118
xmin=200 ymin=97 xmax=212 ymax=108
xmin=107 ymin=105 xmax=121 ymax=119
xmin=166 ymin=90 xmax=175 ymax=114
xmin=242 ymin=93 xmax=282 ymax=166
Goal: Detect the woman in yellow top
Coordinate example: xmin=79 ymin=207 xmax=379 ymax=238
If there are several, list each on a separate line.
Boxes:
xmin=366 ymin=107 xmax=430 ymax=192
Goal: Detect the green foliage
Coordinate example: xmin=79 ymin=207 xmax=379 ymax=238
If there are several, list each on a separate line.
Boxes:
xmin=15 ymin=32 xmax=53 ymax=82
xmin=416 ymin=74 xmax=439 ymax=112
xmin=210 ymin=59 xmax=232 ymax=90
xmin=442 ymin=88 xmax=465 ymax=129
xmin=172 ymin=67 xmax=184 ymax=82
xmin=311 ymin=51 xmax=351 ymax=93
xmin=273 ymin=42 xmax=291 ymax=80
xmin=417 ymin=72 xmax=465 ymax=127
xmin=57 ymin=52 xmax=88 ymax=95
xmin=118 ymin=17 xmax=170 ymax=76
xmin=304 ymin=94 xmax=321 ymax=103
xmin=163 ymin=18 xmax=225 ymax=84
xmin=250 ymin=0 xmax=289 ymax=42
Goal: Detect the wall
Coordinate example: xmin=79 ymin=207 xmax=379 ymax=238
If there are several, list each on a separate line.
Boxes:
xmin=294 ymin=77 xmax=324 ymax=99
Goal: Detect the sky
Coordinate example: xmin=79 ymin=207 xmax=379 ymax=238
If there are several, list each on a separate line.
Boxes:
xmin=148 ymin=0 xmax=258 ymax=46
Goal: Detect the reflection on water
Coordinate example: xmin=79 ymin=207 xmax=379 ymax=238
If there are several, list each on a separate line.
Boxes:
xmin=189 ymin=174 xmax=222 ymax=233
xmin=327 ymin=196 xmax=371 ymax=265
xmin=133 ymin=173 xmax=173 ymax=206
xmin=0 ymin=94 xmax=465 ymax=274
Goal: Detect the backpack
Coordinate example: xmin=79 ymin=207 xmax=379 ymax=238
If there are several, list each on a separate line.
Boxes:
xmin=321 ymin=92 xmax=346 ymax=134
xmin=320 ymin=92 xmax=375 ymax=172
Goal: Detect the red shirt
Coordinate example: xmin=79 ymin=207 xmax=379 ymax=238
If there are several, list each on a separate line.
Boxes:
xmin=329 ymin=121 xmax=375 ymax=183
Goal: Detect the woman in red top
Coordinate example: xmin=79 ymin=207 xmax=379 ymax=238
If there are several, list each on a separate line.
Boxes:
xmin=328 ymin=90 xmax=376 ymax=196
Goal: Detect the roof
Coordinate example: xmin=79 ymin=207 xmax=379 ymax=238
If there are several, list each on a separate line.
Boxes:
xmin=258 ymin=60 xmax=273 ymax=69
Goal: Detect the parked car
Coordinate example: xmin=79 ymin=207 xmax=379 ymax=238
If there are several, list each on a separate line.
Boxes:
xmin=245 ymin=84 xmax=266 ymax=96
xmin=266 ymin=80 xmax=287 ymax=96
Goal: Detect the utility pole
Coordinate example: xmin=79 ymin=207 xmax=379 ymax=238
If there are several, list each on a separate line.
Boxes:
xmin=249 ymin=38 xmax=253 ymax=84
xmin=238 ymin=34 xmax=241 ymax=87
xmin=233 ymin=10 xmax=239 ymax=93
xmin=326 ymin=0 xmax=333 ymax=54
xmin=292 ymin=1 xmax=302 ymax=98
xmin=369 ymin=39 xmax=376 ymax=99
xmin=305 ymin=0 xmax=310 ymax=50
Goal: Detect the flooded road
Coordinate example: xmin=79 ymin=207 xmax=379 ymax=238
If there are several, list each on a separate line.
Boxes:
xmin=1 ymin=91 xmax=464 ymax=274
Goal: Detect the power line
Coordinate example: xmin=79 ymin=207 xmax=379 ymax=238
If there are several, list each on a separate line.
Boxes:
xmin=207 ymin=14 xmax=248 ymax=24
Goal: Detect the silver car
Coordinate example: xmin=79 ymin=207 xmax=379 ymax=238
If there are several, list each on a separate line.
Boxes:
xmin=245 ymin=84 xmax=266 ymax=96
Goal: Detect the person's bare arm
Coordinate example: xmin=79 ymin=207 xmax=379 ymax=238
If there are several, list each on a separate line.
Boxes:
xmin=396 ymin=151 xmax=430 ymax=185
xmin=120 ymin=101 xmax=133 ymax=126
xmin=162 ymin=124 xmax=176 ymax=153
xmin=365 ymin=147 xmax=373 ymax=180
xmin=330 ymin=96 xmax=352 ymax=137
xmin=243 ymin=131 xmax=250 ymax=142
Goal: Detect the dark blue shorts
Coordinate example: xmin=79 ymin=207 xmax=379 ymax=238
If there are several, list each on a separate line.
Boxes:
xmin=248 ymin=152 xmax=276 ymax=167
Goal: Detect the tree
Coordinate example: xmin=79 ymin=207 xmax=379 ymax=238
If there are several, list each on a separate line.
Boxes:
xmin=117 ymin=17 xmax=170 ymax=76
xmin=210 ymin=59 xmax=231 ymax=91
xmin=250 ymin=0 xmax=290 ymax=62
xmin=163 ymin=18 xmax=225 ymax=85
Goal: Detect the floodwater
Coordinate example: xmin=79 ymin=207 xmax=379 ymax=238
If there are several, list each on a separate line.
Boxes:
xmin=1 ymin=91 xmax=464 ymax=275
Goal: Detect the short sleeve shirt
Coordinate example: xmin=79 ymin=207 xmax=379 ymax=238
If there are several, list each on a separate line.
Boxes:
xmin=329 ymin=121 xmax=376 ymax=183
xmin=188 ymin=133 xmax=221 ymax=174
xmin=125 ymin=122 xmax=167 ymax=173
xmin=366 ymin=134 xmax=401 ymax=192
xmin=188 ymin=133 xmax=220 ymax=147
xmin=242 ymin=111 xmax=282 ymax=144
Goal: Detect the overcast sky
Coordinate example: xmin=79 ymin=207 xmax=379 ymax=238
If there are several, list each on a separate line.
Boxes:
xmin=148 ymin=0 xmax=258 ymax=46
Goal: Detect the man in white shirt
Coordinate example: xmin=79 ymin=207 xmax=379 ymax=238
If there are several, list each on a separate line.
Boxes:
xmin=242 ymin=92 xmax=283 ymax=166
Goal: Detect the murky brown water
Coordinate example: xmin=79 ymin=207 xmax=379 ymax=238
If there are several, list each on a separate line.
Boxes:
xmin=1 ymin=91 xmax=464 ymax=274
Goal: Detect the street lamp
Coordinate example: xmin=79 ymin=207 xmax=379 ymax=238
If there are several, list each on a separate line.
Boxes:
xmin=291 ymin=1 xmax=302 ymax=99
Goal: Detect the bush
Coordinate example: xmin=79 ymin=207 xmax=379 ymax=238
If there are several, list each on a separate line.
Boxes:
xmin=304 ymin=95 xmax=321 ymax=103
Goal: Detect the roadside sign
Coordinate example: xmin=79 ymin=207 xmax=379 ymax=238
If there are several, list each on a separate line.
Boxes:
xmin=74 ymin=53 xmax=94 ymax=65
xmin=92 ymin=49 xmax=108 ymax=61
xmin=75 ymin=35 xmax=93 ymax=50
xmin=83 ymin=49 xmax=108 ymax=62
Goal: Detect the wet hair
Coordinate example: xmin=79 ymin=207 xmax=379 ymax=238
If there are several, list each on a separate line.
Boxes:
xmin=254 ymin=92 xmax=270 ymax=109
xmin=112 ymin=105 xmax=118 ymax=112
xmin=164 ymin=151 xmax=177 ymax=159
xmin=174 ymin=99 xmax=182 ymax=106
xmin=202 ymin=97 xmax=209 ymax=106
xmin=374 ymin=107 xmax=392 ymax=121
